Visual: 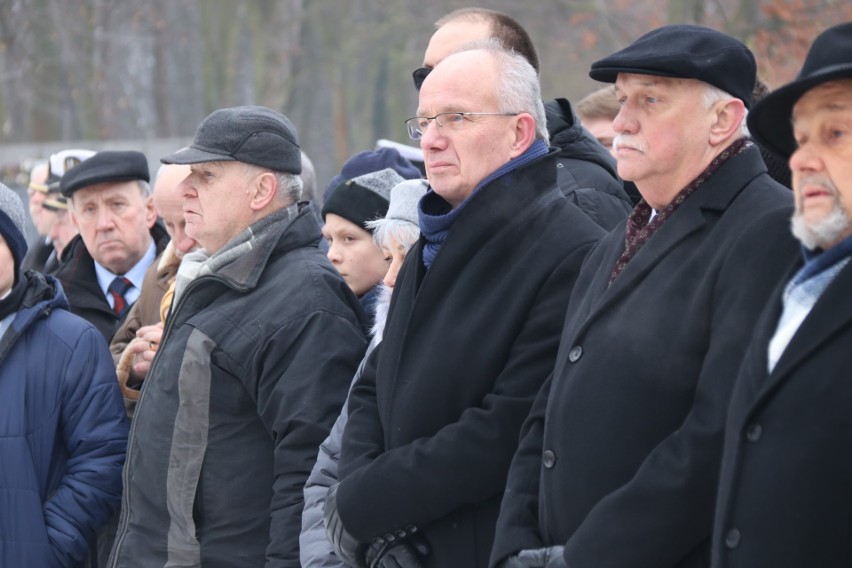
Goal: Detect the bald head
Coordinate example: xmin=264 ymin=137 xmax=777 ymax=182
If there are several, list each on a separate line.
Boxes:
xmin=152 ymin=164 xmax=197 ymax=257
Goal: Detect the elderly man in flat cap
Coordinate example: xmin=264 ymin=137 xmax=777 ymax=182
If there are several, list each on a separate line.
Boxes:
xmin=56 ymin=150 xmax=169 ymax=342
xmin=107 ymin=106 xmax=367 ymax=568
xmin=491 ymin=25 xmax=800 ymax=568
xmin=711 ymin=22 xmax=852 ymax=568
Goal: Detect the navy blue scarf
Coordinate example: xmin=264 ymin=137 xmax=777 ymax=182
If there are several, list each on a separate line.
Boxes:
xmin=418 ymin=139 xmax=549 ymax=269
xmin=793 ymin=233 xmax=852 ymax=286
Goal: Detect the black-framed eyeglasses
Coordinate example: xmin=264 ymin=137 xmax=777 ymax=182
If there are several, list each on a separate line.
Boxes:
xmin=412 ymin=67 xmax=431 ymax=91
xmin=405 ymin=112 xmax=520 ymax=140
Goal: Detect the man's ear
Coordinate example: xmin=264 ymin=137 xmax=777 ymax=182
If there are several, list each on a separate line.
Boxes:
xmin=144 ymin=195 xmax=157 ymax=228
xmin=250 ymin=172 xmax=278 ymax=211
xmin=709 ymin=98 xmax=746 ymax=146
xmin=509 ymin=113 xmax=537 ymax=159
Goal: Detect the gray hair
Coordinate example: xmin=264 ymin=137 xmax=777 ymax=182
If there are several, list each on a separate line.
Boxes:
xmin=451 ymin=38 xmax=549 ymax=143
xmin=367 ymin=217 xmax=420 ymax=252
xmin=702 ymin=83 xmax=749 ymax=137
xmin=243 ymin=163 xmax=303 ymax=205
xmin=299 ymin=151 xmax=318 ymax=206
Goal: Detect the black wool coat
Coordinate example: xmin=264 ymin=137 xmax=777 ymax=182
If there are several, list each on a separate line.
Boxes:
xmin=336 ymin=151 xmax=605 ymax=568
xmin=491 ymin=144 xmax=799 ymax=568
xmin=712 ymin=256 xmax=852 ymax=568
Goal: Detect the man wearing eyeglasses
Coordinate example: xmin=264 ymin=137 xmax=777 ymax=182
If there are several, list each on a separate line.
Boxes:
xmin=413 ymin=8 xmax=633 ymax=229
xmin=324 ymin=41 xmax=604 ymax=568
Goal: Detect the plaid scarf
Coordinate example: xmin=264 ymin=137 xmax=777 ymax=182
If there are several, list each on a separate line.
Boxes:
xmin=609 ymin=138 xmax=750 ymax=285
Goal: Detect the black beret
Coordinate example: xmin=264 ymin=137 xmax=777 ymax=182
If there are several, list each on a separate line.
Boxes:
xmin=748 ymin=22 xmax=852 ymax=158
xmin=61 ymin=150 xmax=150 ymax=197
xmin=590 ymin=25 xmax=756 ymax=109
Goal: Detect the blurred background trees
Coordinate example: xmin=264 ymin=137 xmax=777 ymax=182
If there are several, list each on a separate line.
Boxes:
xmin=0 ymin=0 xmax=849 ymax=189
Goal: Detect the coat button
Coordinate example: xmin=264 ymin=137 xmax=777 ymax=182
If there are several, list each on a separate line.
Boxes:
xmin=543 ymin=449 xmax=557 ymax=469
xmin=746 ymin=423 xmax=762 ymax=442
xmin=725 ymin=528 xmax=741 ymax=549
xmin=373 ymin=537 xmax=385 ymax=545
xmin=568 ymin=346 xmax=583 ymax=363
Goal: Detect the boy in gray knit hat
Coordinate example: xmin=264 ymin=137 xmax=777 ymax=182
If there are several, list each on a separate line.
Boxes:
xmin=321 ymin=168 xmax=405 ymax=319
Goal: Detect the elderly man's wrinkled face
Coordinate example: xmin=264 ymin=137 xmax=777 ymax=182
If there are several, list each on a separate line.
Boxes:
xmin=48 ymin=209 xmax=78 ymax=259
xmin=70 ymin=181 xmax=156 ymax=274
xmin=612 ymin=74 xmax=716 ymax=199
xmin=153 ymin=164 xmax=197 ymax=258
xmin=181 ymin=161 xmax=258 ymax=254
xmin=790 ymin=79 xmax=852 ymax=250
xmin=417 ymin=50 xmax=524 ymax=208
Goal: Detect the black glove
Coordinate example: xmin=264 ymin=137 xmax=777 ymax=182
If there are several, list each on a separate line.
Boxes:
xmin=323 ymin=484 xmax=364 ymax=565
xmin=364 ymin=531 xmax=430 ymax=568
xmin=500 ymin=545 xmax=566 ymax=568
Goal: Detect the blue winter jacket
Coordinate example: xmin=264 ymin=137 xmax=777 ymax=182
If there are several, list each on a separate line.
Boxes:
xmin=0 ymin=271 xmax=129 ymax=567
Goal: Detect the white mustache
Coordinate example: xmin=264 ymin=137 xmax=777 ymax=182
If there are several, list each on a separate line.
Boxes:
xmin=613 ymin=134 xmax=647 ymax=153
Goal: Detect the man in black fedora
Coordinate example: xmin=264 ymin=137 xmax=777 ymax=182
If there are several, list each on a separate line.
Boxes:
xmin=711 ymin=22 xmax=852 ymax=568
xmin=491 ymin=25 xmax=799 ymax=568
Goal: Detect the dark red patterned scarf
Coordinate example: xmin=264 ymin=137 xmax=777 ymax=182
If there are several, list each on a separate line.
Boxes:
xmin=609 ymin=137 xmax=751 ymax=285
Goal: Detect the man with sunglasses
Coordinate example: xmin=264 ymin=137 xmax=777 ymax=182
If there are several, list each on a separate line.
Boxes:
xmin=325 ymin=42 xmax=603 ymax=568
xmin=413 ymin=8 xmax=632 ymax=229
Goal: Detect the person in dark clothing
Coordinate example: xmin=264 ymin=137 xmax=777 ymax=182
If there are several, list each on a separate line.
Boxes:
xmin=413 ymin=7 xmax=632 ymax=230
xmin=712 ymin=22 xmax=852 ymax=568
xmin=0 ymin=182 xmax=129 ymax=568
xmin=54 ymin=150 xmax=168 ymax=343
xmin=491 ymin=25 xmax=800 ymax=568
xmin=108 ymin=106 xmax=367 ymax=568
xmin=324 ymin=41 xmax=603 ymax=568
xmin=544 ymin=97 xmax=633 ymax=229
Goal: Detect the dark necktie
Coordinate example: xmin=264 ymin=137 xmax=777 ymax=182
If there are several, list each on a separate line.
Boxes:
xmin=108 ymin=276 xmax=133 ymax=318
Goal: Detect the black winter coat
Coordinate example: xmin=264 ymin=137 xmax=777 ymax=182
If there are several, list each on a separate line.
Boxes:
xmin=336 ymin=151 xmax=604 ymax=567
xmin=712 ymin=256 xmax=852 ymax=568
xmin=492 ymin=144 xmax=799 ymax=568
xmin=544 ymin=98 xmax=633 ymax=230
xmin=108 ymin=205 xmax=368 ymax=567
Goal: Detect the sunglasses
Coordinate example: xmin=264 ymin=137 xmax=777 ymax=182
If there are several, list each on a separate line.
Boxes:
xmin=412 ymin=67 xmax=432 ymax=91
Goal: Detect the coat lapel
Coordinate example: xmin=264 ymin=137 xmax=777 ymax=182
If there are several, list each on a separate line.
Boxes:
xmin=575 ymin=146 xmax=764 ymax=332
xmin=754 ymin=260 xmax=852 ymax=404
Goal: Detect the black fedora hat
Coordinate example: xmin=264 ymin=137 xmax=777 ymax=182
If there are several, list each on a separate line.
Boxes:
xmin=748 ymin=22 xmax=852 ymax=158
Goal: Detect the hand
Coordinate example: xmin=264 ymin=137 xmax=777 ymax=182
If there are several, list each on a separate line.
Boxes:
xmin=323 ymin=484 xmax=364 ymax=565
xmin=501 ymin=546 xmax=566 ymax=568
xmin=364 ymin=532 xmax=430 ymax=568
xmin=127 ymin=323 xmax=164 ymax=384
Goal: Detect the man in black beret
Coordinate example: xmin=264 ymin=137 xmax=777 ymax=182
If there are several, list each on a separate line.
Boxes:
xmin=711 ymin=22 xmax=852 ymax=568
xmin=107 ymin=106 xmax=367 ymax=568
xmin=491 ymin=25 xmax=800 ymax=568
xmin=54 ymin=150 xmax=169 ymax=343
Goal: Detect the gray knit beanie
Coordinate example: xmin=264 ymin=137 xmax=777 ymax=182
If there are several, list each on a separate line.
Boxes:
xmin=321 ymin=168 xmax=405 ymax=231
xmin=386 ymin=179 xmax=428 ymax=225
xmin=0 ymin=182 xmax=28 ymax=275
